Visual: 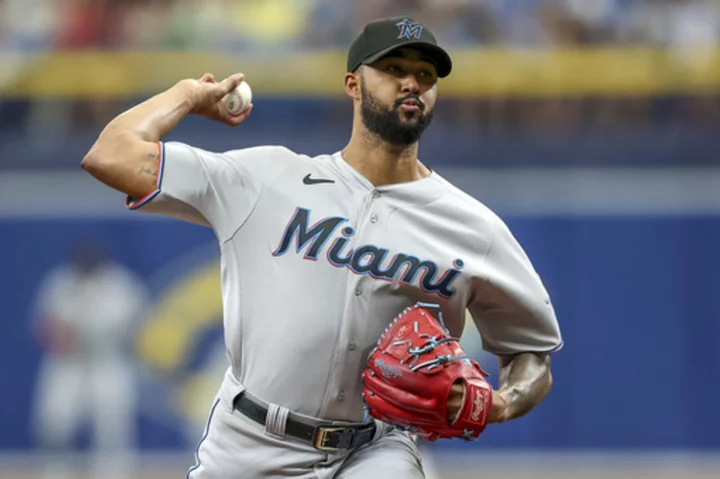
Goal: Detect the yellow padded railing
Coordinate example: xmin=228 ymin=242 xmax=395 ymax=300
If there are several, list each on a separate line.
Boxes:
xmin=1 ymin=48 xmax=719 ymax=98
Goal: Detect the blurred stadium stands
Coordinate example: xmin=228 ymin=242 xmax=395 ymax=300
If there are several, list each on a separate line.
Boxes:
xmin=1 ymin=1 xmax=719 ymax=478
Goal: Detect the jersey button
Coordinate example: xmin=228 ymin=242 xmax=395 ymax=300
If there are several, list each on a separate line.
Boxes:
xmin=348 ymin=341 xmax=357 ymax=351
xmin=370 ymin=214 xmax=378 ymax=223
xmin=355 ymin=287 xmax=362 ymax=296
xmin=337 ymin=391 xmax=345 ymax=401
xmin=372 ymin=191 xmax=381 ymax=199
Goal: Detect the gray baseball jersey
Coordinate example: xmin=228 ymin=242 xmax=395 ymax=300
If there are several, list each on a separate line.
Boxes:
xmin=127 ymin=142 xmax=562 ymax=476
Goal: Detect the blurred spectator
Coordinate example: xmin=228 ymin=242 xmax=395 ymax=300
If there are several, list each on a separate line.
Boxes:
xmin=53 ymin=0 xmax=122 ymax=50
xmin=303 ymin=0 xmax=357 ymax=48
xmin=623 ymin=0 xmax=720 ymax=50
xmin=0 ymin=0 xmax=58 ymax=51
xmin=230 ymin=0 xmax=315 ymax=49
xmin=419 ymin=0 xmax=499 ymax=46
xmin=116 ymin=0 xmax=176 ymax=49
xmin=562 ymin=0 xmax=621 ymax=43
xmin=29 ymin=238 xmax=149 ymax=479
xmin=163 ymin=0 xmax=231 ymax=49
xmin=487 ymin=0 xmax=554 ymax=46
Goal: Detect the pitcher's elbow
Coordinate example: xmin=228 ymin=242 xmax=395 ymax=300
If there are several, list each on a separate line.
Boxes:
xmin=81 ymin=147 xmax=109 ymax=177
xmin=80 ymin=152 xmax=94 ymax=172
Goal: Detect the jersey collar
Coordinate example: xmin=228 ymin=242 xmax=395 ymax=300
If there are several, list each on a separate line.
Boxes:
xmin=331 ymin=151 xmax=448 ymax=206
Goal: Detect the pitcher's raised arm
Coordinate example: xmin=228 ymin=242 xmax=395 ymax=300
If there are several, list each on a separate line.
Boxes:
xmin=81 ymin=73 xmax=251 ymax=199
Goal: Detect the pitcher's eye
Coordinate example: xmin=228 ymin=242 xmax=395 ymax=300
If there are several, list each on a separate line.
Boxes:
xmin=419 ymin=69 xmax=438 ymax=81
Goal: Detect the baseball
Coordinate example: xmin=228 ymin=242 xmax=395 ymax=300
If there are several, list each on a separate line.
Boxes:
xmin=223 ymin=80 xmax=252 ymax=116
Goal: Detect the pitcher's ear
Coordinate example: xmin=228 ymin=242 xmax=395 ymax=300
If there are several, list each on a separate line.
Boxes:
xmin=344 ymin=72 xmax=361 ymax=100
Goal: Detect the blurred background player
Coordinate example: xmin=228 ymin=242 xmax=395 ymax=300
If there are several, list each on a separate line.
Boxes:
xmin=30 ymin=238 xmax=149 ymax=479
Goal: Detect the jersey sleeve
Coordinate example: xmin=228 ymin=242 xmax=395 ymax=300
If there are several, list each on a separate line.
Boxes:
xmin=468 ymin=216 xmax=563 ymax=356
xmin=125 ymin=141 xmax=285 ymax=242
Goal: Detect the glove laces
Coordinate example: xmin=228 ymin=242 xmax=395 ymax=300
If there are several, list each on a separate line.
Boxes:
xmin=381 ymin=302 xmax=471 ymax=372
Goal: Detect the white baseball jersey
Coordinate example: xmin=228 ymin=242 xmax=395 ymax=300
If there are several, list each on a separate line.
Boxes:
xmin=127 ymin=142 xmax=562 ymax=422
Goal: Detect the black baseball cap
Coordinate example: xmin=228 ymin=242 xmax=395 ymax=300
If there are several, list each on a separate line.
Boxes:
xmin=347 ymin=17 xmax=453 ymax=78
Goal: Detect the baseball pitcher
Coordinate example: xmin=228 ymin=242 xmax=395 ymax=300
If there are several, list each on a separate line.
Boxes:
xmin=81 ymin=16 xmax=563 ymax=479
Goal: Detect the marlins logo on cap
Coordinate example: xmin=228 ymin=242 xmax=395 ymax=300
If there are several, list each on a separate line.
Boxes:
xmin=396 ymin=18 xmax=423 ymax=40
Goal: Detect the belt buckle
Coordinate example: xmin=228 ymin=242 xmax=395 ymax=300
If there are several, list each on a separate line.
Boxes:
xmin=314 ymin=426 xmax=353 ymax=451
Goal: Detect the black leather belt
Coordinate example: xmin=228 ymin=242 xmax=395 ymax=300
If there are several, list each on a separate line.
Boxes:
xmin=233 ymin=392 xmax=376 ymax=451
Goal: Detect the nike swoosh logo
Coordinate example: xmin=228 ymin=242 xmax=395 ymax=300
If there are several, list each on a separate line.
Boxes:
xmin=303 ymin=173 xmax=335 ymax=185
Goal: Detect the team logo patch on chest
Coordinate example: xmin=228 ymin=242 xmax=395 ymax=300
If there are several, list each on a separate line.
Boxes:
xmin=272 ymin=207 xmax=463 ymax=298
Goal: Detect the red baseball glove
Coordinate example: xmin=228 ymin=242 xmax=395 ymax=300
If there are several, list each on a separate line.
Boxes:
xmin=361 ymin=302 xmax=493 ymax=441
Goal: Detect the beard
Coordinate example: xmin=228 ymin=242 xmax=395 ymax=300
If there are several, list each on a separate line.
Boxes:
xmin=360 ymin=83 xmax=434 ymax=146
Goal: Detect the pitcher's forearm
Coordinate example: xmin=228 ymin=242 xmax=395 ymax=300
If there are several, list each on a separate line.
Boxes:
xmin=90 ymin=81 xmax=195 ymax=153
xmin=99 ymin=82 xmax=195 ymax=145
xmin=81 ymin=82 xmax=196 ymax=198
xmin=497 ymin=352 xmax=553 ymax=421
